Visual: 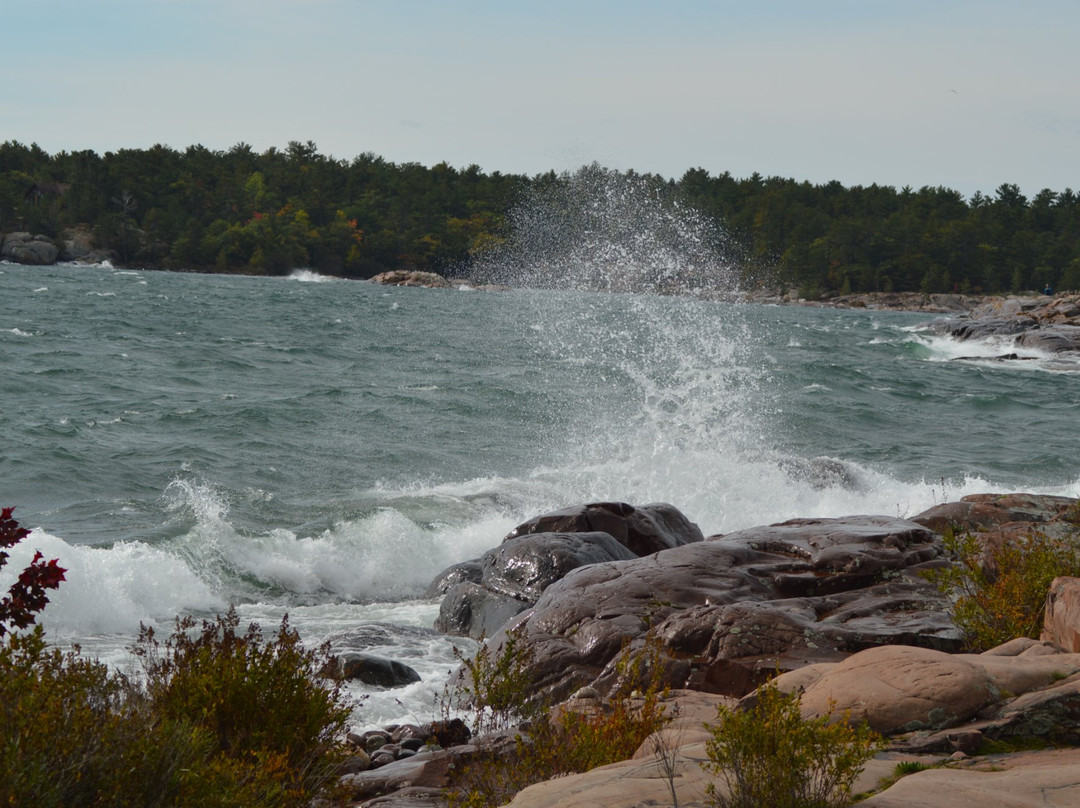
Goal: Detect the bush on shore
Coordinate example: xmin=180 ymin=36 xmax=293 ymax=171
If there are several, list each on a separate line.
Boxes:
xmin=924 ymin=527 xmax=1080 ymax=651
xmin=445 ymin=628 xmax=672 ymax=808
xmin=703 ymin=680 xmax=885 ymax=808
xmin=0 ymin=507 xmax=352 ymax=808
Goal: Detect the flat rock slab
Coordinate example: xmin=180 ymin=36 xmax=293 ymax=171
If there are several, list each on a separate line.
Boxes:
xmin=862 ymin=749 xmax=1080 ymax=807
xmin=787 ymin=645 xmax=993 ymax=734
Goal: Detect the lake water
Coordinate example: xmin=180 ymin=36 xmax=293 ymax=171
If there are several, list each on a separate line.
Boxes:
xmin=3 ymin=260 xmax=1078 ymax=724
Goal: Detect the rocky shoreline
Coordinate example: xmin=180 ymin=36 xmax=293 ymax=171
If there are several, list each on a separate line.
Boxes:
xmin=6 ymin=233 xmax=1074 ymax=320
xmin=339 ymin=493 xmax=1080 ymax=807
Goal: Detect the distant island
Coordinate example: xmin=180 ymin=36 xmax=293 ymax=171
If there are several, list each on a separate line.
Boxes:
xmin=2 ymin=140 xmax=1078 ymax=299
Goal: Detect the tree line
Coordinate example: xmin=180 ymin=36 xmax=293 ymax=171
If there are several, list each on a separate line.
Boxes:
xmin=2 ymin=139 xmax=1078 ymax=295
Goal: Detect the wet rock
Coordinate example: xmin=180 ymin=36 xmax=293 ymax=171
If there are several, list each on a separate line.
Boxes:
xmin=436 ymin=532 xmax=640 ymax=639
xmin=483 ymin=531 xmax=639 ymax=602
xmin=433 ymin=502 xmax=704 ymax=639
xmin=503 ymin=501 xmax=705 ymax=557
xmin=490 ymin=515 xmax=955 ymax=704
xmin=778 ymin=455 xmax=867 ymax=491
xmin=325 ymin=652 xmax=421 ymax=687
xmin=425 ymin=559 xmax=483 ymax=598
xmin=434 ymin=580 xmax=531 ymax=639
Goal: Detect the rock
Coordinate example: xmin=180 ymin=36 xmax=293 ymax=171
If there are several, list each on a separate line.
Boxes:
xmin=356 ymin=785 xmax=447 ymax=806
xmin=341 ymin=749 xmax=455 ymax=800
xmin=340 ymin=750 xmax=372 ymax=774
xmin=485 ymin=515 xmax=955 ymax=704
xmin=425 ymin=559 xmax=483 ymax=598
xmin=423 ymin=717 xmax=471 ymax=747
xmin=434 ymin=580 xmax=532 ymax=639
xmin=481 ymin=531 xmax=638 ymax=603
xmin=370 ymin=270 xmax=451 ymax=288
xmin=325 ymin=653 xmax=421 ymax=687
xmin=503 ymin=501 xmax=705 ymax=557
xmin=432 ymin=503 xmax=705 ymax=640
xmin=773 ymin=645 xmax=994 ymax=734
xmin=58 ymin=226 xmax=113 ymax=263
xmin=912 ymin=493 xmax=1079 ymax=538
xmin=762 ymin=641 xmax=1080 ymax=752
xmin=1043 ymin=576 xmax=1080 ymax=652
xmin=1 ymin=231 xmax=58 ymax=265
xmin=925 ymin=294 xmax=1080 ymax=354
xmin=860 ymin=749 xmax=1080 ymax=807
xmin=502 ymin=724 xmax=904 ymax=808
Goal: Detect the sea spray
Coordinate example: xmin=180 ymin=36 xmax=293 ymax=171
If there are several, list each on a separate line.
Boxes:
xmin=471 ymin=163 xmax=738 ymax=295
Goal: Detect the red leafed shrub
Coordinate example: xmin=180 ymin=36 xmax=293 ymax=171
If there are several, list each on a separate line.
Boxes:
xmin=0 ymin=507 xmax=66 ymax=637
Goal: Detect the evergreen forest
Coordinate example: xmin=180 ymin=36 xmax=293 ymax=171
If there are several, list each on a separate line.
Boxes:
xmin=2 ymin=139 xmax=1078 ymax=297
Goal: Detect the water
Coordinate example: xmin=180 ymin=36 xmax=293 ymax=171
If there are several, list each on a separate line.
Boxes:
xmin=3 ymin=256 xmax=1080 ymax=726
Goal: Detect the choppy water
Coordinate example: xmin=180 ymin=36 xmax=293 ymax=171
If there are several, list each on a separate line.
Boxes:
xmin=3 ymin=261 xmax=1079 ymax=724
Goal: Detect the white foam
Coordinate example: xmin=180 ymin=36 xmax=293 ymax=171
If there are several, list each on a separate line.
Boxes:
xmin=0 ymin=528 xmax=223 ymax=637
xmin=287 ymin=269 xmax=335 ymax=283
xmin=905 ymin=331 xmax=1080 ymax=372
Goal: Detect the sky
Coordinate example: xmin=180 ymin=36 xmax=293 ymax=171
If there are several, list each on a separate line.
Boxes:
xmin=4 ymin=0 xmax=1079 ymax=199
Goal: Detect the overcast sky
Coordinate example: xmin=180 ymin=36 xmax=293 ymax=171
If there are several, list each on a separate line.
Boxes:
xmin=5 ymin=0 xmax=1078 ymax=199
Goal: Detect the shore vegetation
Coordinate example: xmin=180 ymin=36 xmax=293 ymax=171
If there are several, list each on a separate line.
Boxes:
xmin=3 ymin=140 xmax=1080 ymax=296
xmin=0 ymin=506 xmax=352 ymax=808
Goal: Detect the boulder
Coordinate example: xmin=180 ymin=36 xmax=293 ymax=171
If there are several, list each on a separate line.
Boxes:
xmin=1 ymin=231 xmax=58 ymax=265
xmin=753 ymin=639 xmax=1080 ymax=751
xmin=1043 ymin=576 xmax=1080 ymax=652
xmin=58 ymin=226 xmax=114 ymax=264
xmin=503 ymin=501 xmax=705 ymax=556
xmin=435 ymin=580 xmax=531 ymax=639
xmin=432 ymin=502 xmax=703 ymax=640
xmin=436 ymin=532 xmax=638 ymax=639
xmin=773 ymin=645 xmax=994 ymax=734
xmin=341 ymin=748 xmax=455 ymax=802
xmin=482 ymin=531 xmax=639 ymax=602
xmin=425 ymin=559 xmax=482 ymax=598
xmin=324 ymin=652 xmax=421 ymax=687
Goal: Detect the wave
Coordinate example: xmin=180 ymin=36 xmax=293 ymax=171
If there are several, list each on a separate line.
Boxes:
xmin=902 ymin=329 xmax=1080 ymax=373
xmin=287 ymin=269 xmax=337 ymax=283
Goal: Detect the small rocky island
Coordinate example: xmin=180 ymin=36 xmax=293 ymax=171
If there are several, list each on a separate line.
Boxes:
xmin=926 ymin=293 xmax=1080 ymax=355
xmin=340 ymin=493 xmax=1080 ymax=807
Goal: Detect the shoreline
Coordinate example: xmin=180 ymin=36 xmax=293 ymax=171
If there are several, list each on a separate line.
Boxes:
xmin=7 ymin=258 xmax=1065 ymax=315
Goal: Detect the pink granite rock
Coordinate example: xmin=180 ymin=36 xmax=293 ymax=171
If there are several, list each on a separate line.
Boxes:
xmin=1042 ymin=576 xmax=1080 ymax=653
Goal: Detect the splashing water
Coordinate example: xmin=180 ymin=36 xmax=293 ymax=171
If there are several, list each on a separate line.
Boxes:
xmin=472 ymin=164 xmax=737 ymax=296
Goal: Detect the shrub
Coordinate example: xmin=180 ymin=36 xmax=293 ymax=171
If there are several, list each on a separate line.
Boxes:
xmin=448 ymin=624 xmax=541 ymax=737
xmin=133 ymin=607 xmax=353 ymax=804
xmin=702 ymin=680 xmax=884 ymax=808
xmin=0 ymin=506 xmax=66 ymax=637
xmin=923 ymin=527 xmax=1080 ymax=651
xmin=0 ymin=506 xmax=352 ymax=807
xmin=446 ymin=631 xmax=671 ymax=808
